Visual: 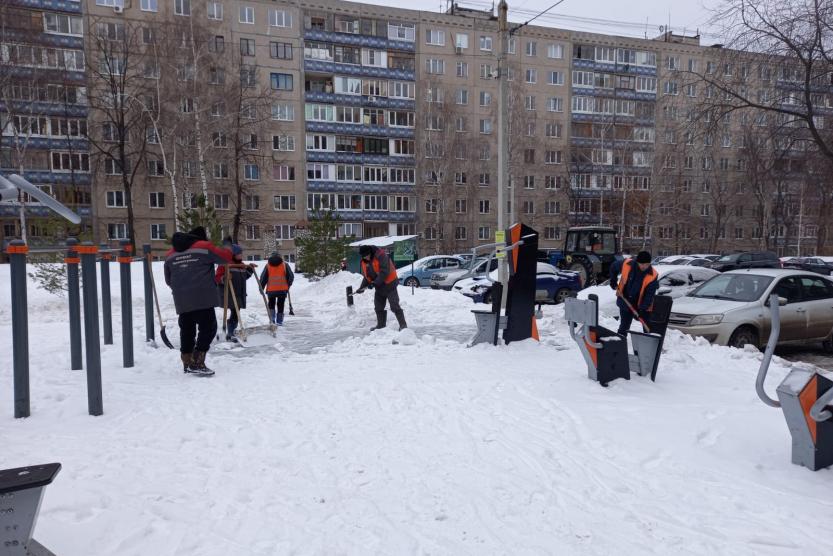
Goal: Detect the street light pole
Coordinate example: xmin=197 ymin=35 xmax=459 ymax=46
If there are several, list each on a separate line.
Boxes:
xmin=497 ymin=0 xmax=510 ymax=305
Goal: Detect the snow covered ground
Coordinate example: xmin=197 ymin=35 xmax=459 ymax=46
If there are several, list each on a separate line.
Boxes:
xmin=1 ymin=261 xmax=832 ymax=555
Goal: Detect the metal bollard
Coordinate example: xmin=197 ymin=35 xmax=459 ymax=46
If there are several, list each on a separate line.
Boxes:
xmin=65 ymin=237 xmax=82 ymax=370
xmin=346 ymin=285 xmax=354 ymax=307
xmin=79 ymin=242 xmax=103 ymax=416
xmin=118 ymin=239 xmax=134 ymax=367
xmin=99 ymin=243 xmax=113 ymax=345
xmin=7 ymin=240 xmax=30 ymax=419
xmin=142 ymin=244 xmax=154 ymax=342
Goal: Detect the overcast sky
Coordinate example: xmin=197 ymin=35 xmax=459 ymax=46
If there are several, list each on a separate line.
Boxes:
xmin=353 ymin=0 xmax=724 ymax=43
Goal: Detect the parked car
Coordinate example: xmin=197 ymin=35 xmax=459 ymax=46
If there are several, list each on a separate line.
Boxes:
xmin=655 ymin=266 xmax=721 ymax=298
xmin=397 ymin=255 xmax=464 ymax=287
xmin=657 ymin=256 xmax=696 ymax=266
xmin=668 ymin=269 xmax=833 ymax=349
xmin=452 ymin=253 xmax=476 ymax=266
xmin=781 ymin=257 xmax=833 ymax=276
xmin=454 ymin=263 xmax=582 ymax=305
xmin=684 ymin=258 xmax=715 ymax=267
xmin=430 ymin=257 xmax=499 ymax=290
xmin=710 ymin=251 xmax=781 ymax=272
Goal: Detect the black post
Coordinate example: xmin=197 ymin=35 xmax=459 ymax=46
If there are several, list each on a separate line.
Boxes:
xmin=8 ymin=240 xmax=29 ymax=418
xmin=142 ymin=244 xmax=154 ymax=342
xmin=346 ymin=286 xmax=354 ymax=307
xmin=99 ymin=243 xmax=113 ymax=345
xmin=79 ymin=242 xmax=103 ymax=416
xmin=119 ymin=239 xmax=134 ymax=368
xmin=65 ymin=238 xmax=82 ymax=370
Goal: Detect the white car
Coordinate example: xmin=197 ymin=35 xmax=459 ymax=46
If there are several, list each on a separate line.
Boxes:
xmin=430 ymin=257 xmax=499 ymax=290
xmin=453 ymin=263 xmax=569 ymax=302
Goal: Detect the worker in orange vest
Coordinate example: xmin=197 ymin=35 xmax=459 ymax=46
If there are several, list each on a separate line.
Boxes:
xmin=355 ymin=245 xmax=407 ymax=331
xmin=609 ymin=250 xmax=658 ymax=336
xmin=259 ymin=252 xmax=294 ymax=325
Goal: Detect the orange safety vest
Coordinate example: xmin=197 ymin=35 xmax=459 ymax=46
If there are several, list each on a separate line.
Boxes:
xmin=266 ymin=263 xmax=289 ymax=292
xmin=361 ymin=252 xmax=398 ymax=285
xmin=617 ymin=258 xmax=658 ymax=310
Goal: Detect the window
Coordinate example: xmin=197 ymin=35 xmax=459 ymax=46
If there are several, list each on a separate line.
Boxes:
xmin=524 ymin=176 xmax=535 ymax=189
xmin=51 ymin=152 xmax=89 ymax=172
xmin=478 ymin=199 xmax=491 ymax=214
xmin=426 ymin=59 xmax=445 ymax=75
xmin=209 ymin=35 xmax=225 ymax=53
xmin=455 ymin=199 xmax=467 ymax=214
xmin=390 ymin=81 xmax=415 ymax=99
xmin=480 ymin=64 xmax=494 ymax=79
xmin=273 ymin=165 xmax=295 ymax=181
xmin=686 ymin=84 xmax=697 ymax=97
xmin=547 ymin=97 xmax=563 ymax=112
xmin=244 ymin=225 xmax=261 ymax=241
xmin=426 ymin=29 xmax=445 ymax=46
xmin=174 ymin=0 xmax=190 ymax=16
xmin=545 ymin=176 xmax=561 ymax=189
xmin=107 ymin=224 xmax=128 ymax=240
xmin=207 ymin=2 xmax=222 ymax=19
xmin=525 ymin=96 xmax=536 ymax=110
xmin=478 ymin=226 xmax=491 ymax=240
xmin=141 ymin=0 xmax=158 ymax=11
xmin=545 ymin=123 xmax=562 ymax=138
xmin=44 ymin=13 xmax=83 ymax=36
xmin=103 ymin=158 xmax=123 ymax=175
xmin=213 ymin=194 xmax=229 ymax=210
xmin=269 ymin=9 xmax=292 ymax=27
xmin=455 ymin=227 xmax=467 ymax=241
xmin=667 ymin=56 xmax=679 ymax=70
xmin=523 ymin=201 xmax=534 ymax=215
xmin=147 ymin=191 xmax=165 ymax=210
xmin=213 ymin=163 xmax=229 ymax=179
xmin=480 ymin=36 xmax=493 ymax=51
xmin=271 ymin=73 xmax=293 ymax=90
xmin=147 ymin=159 xmax=164 ymax=177
xmin=548 ymin=71 xmax=564 ymax=85
xmin=525 ymin=41 xmax=537 ymax=56
xmin=479 ymin=119 xmax=492 ymax=134
xmin=106 ymin=191 xmax=126 ymax=208
xmin=273 ymin=195 xmax=296 ymax=211
xmin=548 ymin=44 xmax=564 ymax=59
xmin=272 ymin=135 xmax=295 ymax=151
xmin=479 ymin=173 xmax=490 ymax=186
xmin=456 ymin=89 xmax=469 ymax=105
xmin=150 ymin=224 xmax=167 ymax=241
xmin=240 ymin=66 xmax=256 ymax=88
xmin=456 ymin=34 xmax=469 ymax=49
xmin=526 ymin=69 xmax=537 ymax=84
xmin=663 ymin=81 xmax=678 ymax=95
xmin=274 ymin=224 xmax=296 ymax=240
xmin=425 ymin=199 xmax=439 ymax=213
xmin=240 ymin=38 xmax=255 ymax=57
xmin=479 ymin=91 xmax=492 ymax=106
xmin=456 ymin=61 xmax=469 ymax=78
xmin=508 ymin=37 xmax=516 ymax=54
xmin=245 ymin=195 xmax=260 ymax=211
xmin=240 ymin=6 xmax=254 ymax=24
xmin=545 ymin=150 xmax=563 ymax=164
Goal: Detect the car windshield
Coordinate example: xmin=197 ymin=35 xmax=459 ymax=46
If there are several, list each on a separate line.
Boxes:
xmin=689 ymin=274 xmax=773 ymax=302
xmin=716 ymin=254 xmax=737 ymax=262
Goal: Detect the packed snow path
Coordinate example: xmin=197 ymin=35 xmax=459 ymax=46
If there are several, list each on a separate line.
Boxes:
xmin=1 ymin=263 xmax=832 ymax=555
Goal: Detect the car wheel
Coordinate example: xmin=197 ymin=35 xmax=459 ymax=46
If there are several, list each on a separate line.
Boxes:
xmin=823 ymin=334 xmax=833 ymax=353
xmin=483 ymin=290 xmax=493 ymax=304
xmin=728 ymin=326 xmax=759 ymax=349
xmin=404 ymin=277 xmax=419 ymax=287
xmin=554 ymin=288 xmax=570 ymax=304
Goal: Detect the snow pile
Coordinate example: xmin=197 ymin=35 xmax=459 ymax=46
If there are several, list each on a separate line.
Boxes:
xmin=0 ymin=263 xmax=832 ymax=555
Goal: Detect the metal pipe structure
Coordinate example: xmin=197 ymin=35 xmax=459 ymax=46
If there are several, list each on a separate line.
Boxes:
xmin=497 ymin=0 xmax=510 ymax=310
xmin=8 ymin=240 xmax=30 ymax=418
xmin=65 ymin=238 xmax=83 ymax=370
xmin=119 ymin=239 xmax=134 ymax=368
xmin=142 ymin=244 xmax=154 ymax=342
xmin=100 ymin=243 xmax=113 ymax=345
xmin=756 ymin=294 xmax=782 ymax=408
xmin=79 ymin=242 xmax=103 ymax=416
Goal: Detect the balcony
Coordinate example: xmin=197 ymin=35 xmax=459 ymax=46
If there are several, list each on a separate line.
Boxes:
xmin=7 ymin=0 xmax=82 ymax=13
xmin=3 ymin=28 xmax=85 ymax=50
xmin=1 ymin=170 xmax=93 ymax=186
xmin=306 ymin=121 xmax=415 ymax=139
xmin=303 ymin=29 xmax=415 ymax=53
xmin=306 ymin=151 xmax=415 ymax=166
xmin=0 ymin=204 xmax=91 ymax=218
xmin=571 ymin=113 xmax=654 ymax=126
xmin=572 ymin=59 xmax=657 ymax=76
xmin=2 ymin=136 xmax=88 ymax=152
xmin=304 ymin=91 xmax=415 ymax=111
xmin=304 ymin=60 xmax=415 ymax=82
xmin=306 ymin=208 xmax=416 ymax=222
xmin=7 ymin=66 xmax=86 ymax=82
xmin=0 ymin=101 xmax=88 ymax=119
xmin=306 ymin=181 xmax=415 ymax=194
xmin=571 ymin=137 xmax=654 ymax=149
xmin=570 ymin=88 xmax=657 ymax=102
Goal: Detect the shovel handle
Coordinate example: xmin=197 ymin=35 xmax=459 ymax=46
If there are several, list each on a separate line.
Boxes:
xmin=617 ymin=291 xmax=651 ymax=333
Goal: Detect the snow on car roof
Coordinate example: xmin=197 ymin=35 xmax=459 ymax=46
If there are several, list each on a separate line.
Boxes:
xmin=349 ymin=235 xmax=417 ymax=247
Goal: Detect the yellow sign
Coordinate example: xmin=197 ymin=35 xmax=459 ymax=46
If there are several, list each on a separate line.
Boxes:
xmin=495 ymin=230 xmax=506 ymax=259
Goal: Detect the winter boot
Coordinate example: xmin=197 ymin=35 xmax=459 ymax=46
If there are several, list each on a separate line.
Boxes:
xmin=226 ymin=320 xmax=238 ymax=342
xmin=189 ymin=351 xmax=215 ymax=377
xmin=180 ymin=352 xmax=194 ymax=373
xmin=371 ymin=310 xmax=387 ymax=331
xmin=276 ymin=312 xmax=285 ymax=326
xmin=393 ymin=309 xmax=407 ymax=330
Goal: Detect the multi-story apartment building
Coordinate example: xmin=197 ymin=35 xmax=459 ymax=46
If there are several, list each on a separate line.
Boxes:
xmin=0 ymin=0 xmax=92 ymax=249
xmin=4 ymin=0 xmax=826 ymax=258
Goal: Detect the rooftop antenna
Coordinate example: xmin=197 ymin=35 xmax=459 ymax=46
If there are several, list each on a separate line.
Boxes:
xmin=644 ymin=17 xmax=648 ymax=39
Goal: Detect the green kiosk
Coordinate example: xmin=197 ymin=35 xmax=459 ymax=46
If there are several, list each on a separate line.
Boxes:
xmin=347 ymin=235 xmax=418 ymax=273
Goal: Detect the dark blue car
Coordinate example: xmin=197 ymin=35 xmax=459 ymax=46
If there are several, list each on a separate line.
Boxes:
xmin=453 ymin=263 xmax=582 ymax=304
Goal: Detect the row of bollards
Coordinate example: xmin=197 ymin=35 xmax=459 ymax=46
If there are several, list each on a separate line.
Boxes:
xmin=6 ymin=239 xmax=158 ymax=418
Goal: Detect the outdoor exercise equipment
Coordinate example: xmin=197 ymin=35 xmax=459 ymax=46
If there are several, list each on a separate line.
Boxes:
xmin=565 ymin=294 xmax=673 ymax=386
xmin=0 ymin=462 xmax=62 ymax=556
xmin=469 ymin=223 xmax=540 ymax=346
xmin=756 ymin=294 xmax=833 ymax=471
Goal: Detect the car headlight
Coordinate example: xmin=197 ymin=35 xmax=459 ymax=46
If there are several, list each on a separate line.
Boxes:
xmin=688 ymin=314 xmax=724 ymax=326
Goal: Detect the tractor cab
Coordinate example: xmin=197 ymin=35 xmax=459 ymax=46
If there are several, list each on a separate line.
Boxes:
xmin=559 ymin=227 xmax=621 ymax=287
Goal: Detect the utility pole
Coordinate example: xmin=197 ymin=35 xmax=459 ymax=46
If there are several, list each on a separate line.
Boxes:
xmin=497 ymin=0 xmax=510 ymax=304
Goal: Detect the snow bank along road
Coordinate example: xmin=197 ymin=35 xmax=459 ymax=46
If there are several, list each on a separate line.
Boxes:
xmin=1 ymin=263 xmax=832 ymax=555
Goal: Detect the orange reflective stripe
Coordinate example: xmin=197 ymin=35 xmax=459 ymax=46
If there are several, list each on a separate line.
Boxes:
xmin=117 ymin=256 xmax=133 ymax=263
xmin=616 ymin=259 xmax=632 ymax=298
xmin=101 ymin=253 xmax=112 ymax=261
xmin=800 ymin=375 xmax=819 ymax=445
xmin=362 ymin=257 xmax=397 ymax=284
xmin=64 ymin=257 xmax=81 ymax=264
xmin=267 ymin=263 xmax=288 ymax=291
xmin=617 ymin=259 xmax=658 ymax=309
xmin=5 ymin=244 xmax=28 ymax=254
xmin=76 ymin=245 xmax=98 ymax=254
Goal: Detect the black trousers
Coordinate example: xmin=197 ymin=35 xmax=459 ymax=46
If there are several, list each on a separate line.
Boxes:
xmin=267 ymin=292 xmax=287 ymax=314
xmin=617 ymin=306 xmax=634 ymax=335
xmin=374 ymin=282 xmax=403 ymax=314
xmin=179 ymin=308 xmax=217 ymax=353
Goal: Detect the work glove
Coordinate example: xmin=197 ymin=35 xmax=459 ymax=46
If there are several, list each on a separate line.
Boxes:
xmin=355 ymin=286 xmax=366 ymax=294
xmin=610 ymin=282 xmax=617 ymax=290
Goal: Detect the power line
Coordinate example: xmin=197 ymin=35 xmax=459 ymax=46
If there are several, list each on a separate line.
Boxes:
xmin=513 ymin=0 xmax=569 ymax=32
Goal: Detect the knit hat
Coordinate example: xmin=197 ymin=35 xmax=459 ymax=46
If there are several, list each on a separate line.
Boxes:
xmin=189 ymin=226 xmax=207 ymax=241
xmin=231 ymin=244 xmax=243 ymax=256
xmin=359 ymin=245 xmax=373 ymax=258
xmin=636 ymin=251 xmax=652 ymax=264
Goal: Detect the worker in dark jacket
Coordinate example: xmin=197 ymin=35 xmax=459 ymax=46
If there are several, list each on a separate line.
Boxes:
xmin=164 ymin=226 xmax=233 ymax=375
xmin=609 ymin=250 xmax=658 ymax=336
xmin=356 ymin=245 xmax=407 ymax=331
xmin=259 ymin=252 xmax=294 ymax=325
xmin=215 ymin=244 xmax=255 ymax=342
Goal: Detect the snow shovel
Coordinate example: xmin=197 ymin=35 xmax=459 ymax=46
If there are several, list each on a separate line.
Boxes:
xmin=288 ymin=291 xmax=295 ymax=316
xmin=228 ymin=274 xmax=275 ymax=342
xmin=254 ymin=270 xmax=278 ymax=334
xmin=218 ymin=267 xmax=230 ymax=341
xmin=617 ymin=292 xmax=651 ymax=333
xmin=147 ymin=253 xmax=175 ymax=349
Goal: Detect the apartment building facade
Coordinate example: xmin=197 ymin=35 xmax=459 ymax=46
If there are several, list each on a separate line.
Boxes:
xmin=0 ymin=0 xmax=92 ymax=248
xmin=4 ymin=0 xmax=827 ymax=258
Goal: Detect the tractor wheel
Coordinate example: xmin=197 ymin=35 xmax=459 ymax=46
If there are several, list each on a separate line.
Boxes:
xmin=568 ymin=259 xmax=595 ymax=288
xmin=554 ymin=288 xmax=570 ymax=304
